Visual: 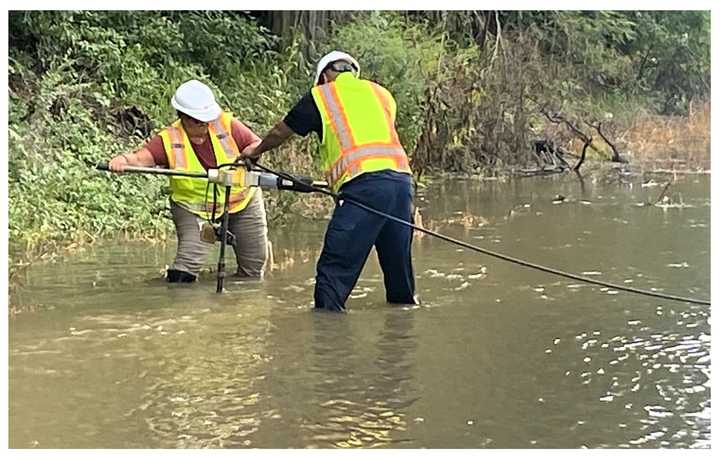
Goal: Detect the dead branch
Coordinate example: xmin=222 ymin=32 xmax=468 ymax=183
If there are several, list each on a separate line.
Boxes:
xmin=515 ymin=167 xmax=566 ymax=177
xmin=654 ymin=181 xmax=672 ymax=204
xmin=489 ymin=11 xmax=503 ymax=65
xmin=573 ymin=139 xmax=591 ymax=171
xmin=586 ymin=120 xmax=627 ymax=163
xmin=532 ymin=140 xmax=571 ymax=170
xmin=556 ymin=145 xmax=580 ymax=159
xmin=540 ymin=108 xmax=592 ymax=143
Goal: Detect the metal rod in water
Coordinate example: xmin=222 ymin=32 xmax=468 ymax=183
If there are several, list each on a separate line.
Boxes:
xmin=216 ymin=186 xmax=232 ymax=293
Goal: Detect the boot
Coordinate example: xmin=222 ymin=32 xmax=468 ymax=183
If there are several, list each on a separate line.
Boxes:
xmin=167 ymin=269 xmax=197 ymax=283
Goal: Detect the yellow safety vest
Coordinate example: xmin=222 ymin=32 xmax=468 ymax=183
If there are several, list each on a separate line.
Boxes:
xmin=311 ymin=73 xmax=412 ymax=191
xmin=159 ymin=111 xmax=255 ymax=220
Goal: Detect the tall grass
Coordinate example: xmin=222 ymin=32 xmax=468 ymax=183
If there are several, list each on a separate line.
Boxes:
xmin=621 ymin=100 xmax=710 ymax=169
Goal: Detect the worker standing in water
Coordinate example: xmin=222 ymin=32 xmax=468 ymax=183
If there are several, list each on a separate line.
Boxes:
xmin=241 ymin=51 xmax=418 ymax=311
xmin=108 ymin=80 xmax=268 ymax=283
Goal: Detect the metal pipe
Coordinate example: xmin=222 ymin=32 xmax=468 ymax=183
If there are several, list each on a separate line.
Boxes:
xmin=216 ymin=185 xmax=232 ymax=293
xmin=97 ymin=161 xmax=329 ymax=189
xmin=96 ymin=161 xmax=207 ymax=178
xmin=96 ymin=160 xmax=329 ymax=293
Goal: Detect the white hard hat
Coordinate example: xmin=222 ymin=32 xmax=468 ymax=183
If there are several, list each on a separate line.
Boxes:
xmin=171 ymin=79 xmax=222 ymax=122
xmin=314 ymin=51 xmax=360 ymax=86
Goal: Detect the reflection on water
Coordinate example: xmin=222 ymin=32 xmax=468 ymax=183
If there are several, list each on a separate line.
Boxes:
xmin=9 ymin=172 xmax=710 ymax=448
xmin=136 ymin=314 xmax=272 ymax=448
xmin=301 ymin=310 xmax=418 ymax=448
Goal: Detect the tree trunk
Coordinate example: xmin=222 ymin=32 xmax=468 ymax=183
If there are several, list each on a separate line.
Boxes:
xmin=260 ymin=11 xmax=356 ymax=49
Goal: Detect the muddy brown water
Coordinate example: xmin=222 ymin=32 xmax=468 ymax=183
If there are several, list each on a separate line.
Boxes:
xmin=9 ymin=172 xmax=710 ymax=448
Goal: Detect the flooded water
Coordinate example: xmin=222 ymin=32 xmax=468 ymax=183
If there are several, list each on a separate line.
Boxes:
xmin=9 ymin=171 xmax=711 ymax=448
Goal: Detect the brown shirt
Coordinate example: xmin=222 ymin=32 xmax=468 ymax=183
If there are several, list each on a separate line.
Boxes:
xmin=146 ymin=118 xmax=260 ymax=170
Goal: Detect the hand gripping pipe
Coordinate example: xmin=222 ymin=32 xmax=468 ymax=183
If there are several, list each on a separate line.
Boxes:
xmin=95 ymin=161 xmax=327 ymax=292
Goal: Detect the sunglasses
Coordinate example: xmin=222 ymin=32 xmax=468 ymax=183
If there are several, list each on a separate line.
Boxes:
xmin=181 ymin=115 xmax=208 ymax=126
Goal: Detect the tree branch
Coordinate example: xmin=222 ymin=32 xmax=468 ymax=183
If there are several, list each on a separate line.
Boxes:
xmin=585 ymin=120 xmax=626 ymax=163
xmin=573 ymin=139 xmax=591 ymax=171
xmin=539 ymin=107 xmax=592 ymax=143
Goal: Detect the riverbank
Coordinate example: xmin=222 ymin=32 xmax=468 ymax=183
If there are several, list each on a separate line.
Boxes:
xmin=9 ymin=102 xmax=710 ymax=306
xmin=8 ymin=139 xmax=709 ymax=317
xmin=8 ymin=11 xmax=710 ymax=314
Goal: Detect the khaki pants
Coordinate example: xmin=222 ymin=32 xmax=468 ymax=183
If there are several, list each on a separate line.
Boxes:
xmin=170 ymin=189 xmax=268 ymax=278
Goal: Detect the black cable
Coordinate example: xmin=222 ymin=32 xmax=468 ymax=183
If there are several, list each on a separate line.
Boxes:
xmin=212 ymin=183 xmax=218 ymax=223
xmin=250 ymin=161 xmax=710 ymax=307
xmin=203 ymin=181 xmax=214 ymax=224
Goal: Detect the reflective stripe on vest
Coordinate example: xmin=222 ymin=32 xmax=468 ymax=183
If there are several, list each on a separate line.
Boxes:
xmin=167 ymin=117 xmax=239 ymax=170
xmin=160 ymin=112 xmax=255 ymax=218
xmin=167 ymin=127 xmax=186 ymax=169
xmin=327 ymin=144 xmax=409 ymax=185
xmin=210 ymin=117 xmax=240 ymax=161
xmin=314 ymin=75 xmax=411 ymax=189
xmin=368 ymin=83 xmax=402 ymax=145
xmin=317 ymin=83 xmax=355 ymax=150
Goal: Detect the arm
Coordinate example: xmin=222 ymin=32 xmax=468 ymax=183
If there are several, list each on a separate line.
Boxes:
xmin=240 ymin=93 xmax=317 ymax=161
xmin=242 ymin=120 xmax=295 ymax=160
xmin=230 ymin=118 xmax=263 ymax=158
xmin=108 ymin=147 xmax=157 ymax=172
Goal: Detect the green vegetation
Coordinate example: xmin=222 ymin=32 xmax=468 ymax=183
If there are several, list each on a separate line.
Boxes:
xmin=8 ymin=10 xmax=710 ymax=269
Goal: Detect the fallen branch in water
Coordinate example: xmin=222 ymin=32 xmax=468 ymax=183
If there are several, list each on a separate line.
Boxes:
xmin=654 ymin=180 xmax=672 ymax=205
xmin=573 ymin=139 xmax=591 ymax=171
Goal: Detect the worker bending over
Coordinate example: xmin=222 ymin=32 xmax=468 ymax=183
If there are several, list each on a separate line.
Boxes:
xmin=242 ymin=51 xmax=418 ymax=311
xmin=109 ymin=80 xmax=268 ymax=282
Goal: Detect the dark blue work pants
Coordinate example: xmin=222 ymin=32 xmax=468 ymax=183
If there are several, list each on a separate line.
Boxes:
xmin=314 ymin=170 xmax=416 ymax=311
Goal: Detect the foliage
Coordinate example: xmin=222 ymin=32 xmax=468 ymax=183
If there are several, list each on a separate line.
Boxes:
xmin=408 ymin=10 xmax=710 ymax=173
xmin=498 ymin=11 xmax=710 ymax=114
xmin=8 ymin=10 xmax=710 ymax=269
xmin=8 ymin=11 xmax=279 ymax=260
xmin=321 ymin=12 xmax=445 ymax=152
